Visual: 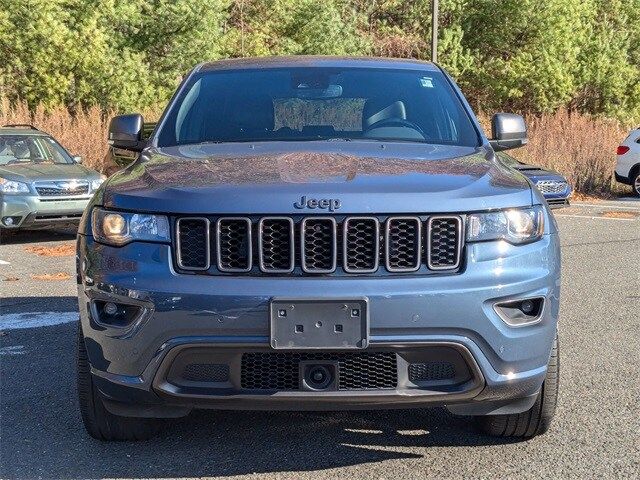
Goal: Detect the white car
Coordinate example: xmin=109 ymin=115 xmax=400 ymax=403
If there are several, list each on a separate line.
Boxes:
xmin=615 ymin=128 xmax=640 ymax=196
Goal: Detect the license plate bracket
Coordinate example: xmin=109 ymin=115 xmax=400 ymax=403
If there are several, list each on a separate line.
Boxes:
xmin=269 ymin=298 xmax=369 ymax=350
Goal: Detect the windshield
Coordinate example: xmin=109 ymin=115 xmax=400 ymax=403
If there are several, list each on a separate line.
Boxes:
xmin=156 ymin=67 xmax=480 ymax=148
xmin=0 ymin=135 xmax=74 ymax=165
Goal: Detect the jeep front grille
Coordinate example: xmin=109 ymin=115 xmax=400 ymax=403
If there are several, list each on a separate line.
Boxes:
xmin=176 ymin=218 xmax=210 ymax=270
xmin=174 ymin=214 xmax=463 ymax=276
xmin=343 ymin=217 xmax=380 ymax=273
xmin=258 ymin=217 xmax=295 ymax=273
xmin=427 ymin=216 xmax=463 ymax=270
xmin=301 ymin=217 xmax=337 ymax=273
xmin=216 ymin=218 xmax=252 ymax=272
xmin=385 ymin=217 xmax=422 ymax=272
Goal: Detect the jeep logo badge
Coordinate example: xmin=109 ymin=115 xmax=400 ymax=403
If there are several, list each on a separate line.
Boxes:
xmin=293 ymin=196 xmax=341 ymax=212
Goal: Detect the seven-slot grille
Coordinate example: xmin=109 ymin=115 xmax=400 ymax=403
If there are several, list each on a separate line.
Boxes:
xmin=175 ymin=215 xmax=463 ymax=275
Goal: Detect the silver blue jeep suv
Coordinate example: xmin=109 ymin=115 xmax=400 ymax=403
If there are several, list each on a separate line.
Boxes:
xmin=76 ymin=57 xmax=560 ymax=441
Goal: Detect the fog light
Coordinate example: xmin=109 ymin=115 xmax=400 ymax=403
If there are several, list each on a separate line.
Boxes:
xmin=103 ymin=302 xmax=118 ymax=316
xmin=91 ymin=300 xmax=143 ymax=328
xmin=520 ymin=299 xmax=535 ymax=314
xmin=2 ymin=216 xmax=19 ymax=226
xmin=494 ymin=297 xmax=544 ymax=327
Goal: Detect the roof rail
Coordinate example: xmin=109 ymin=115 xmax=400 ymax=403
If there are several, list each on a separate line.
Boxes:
xmin=2 ymin=123 xmax=39 ymax=130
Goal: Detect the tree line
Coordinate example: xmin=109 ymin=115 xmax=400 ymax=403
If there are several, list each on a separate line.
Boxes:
xmin=1 ymin=0 xmax=638 ymax=123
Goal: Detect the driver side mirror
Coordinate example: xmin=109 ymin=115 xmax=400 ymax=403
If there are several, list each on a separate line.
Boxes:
xmin=108 ymin=114 xmax=146 ymax=152
xmin=490 ymin=113 xmax=528 ymax=151
xmin=73 ymin=155 xmax=83 ymax=164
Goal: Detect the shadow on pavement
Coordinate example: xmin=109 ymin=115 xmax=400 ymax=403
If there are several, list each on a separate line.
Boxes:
xmin=0 ymin=296 xmax=78 ymax=315
xmin=0 ymin=321 xmax=517 ymax=480
xmin=0 ymin=227 xmax=77 ymax=245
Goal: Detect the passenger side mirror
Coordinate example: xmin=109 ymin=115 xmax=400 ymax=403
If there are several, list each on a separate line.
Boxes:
xmin=108 ymin=114 xmax=146 ymax=152
xmin=73 ymin=155 xmax=83 ymax=164
xmin=490 ymin=113 xmax=528 ymax=151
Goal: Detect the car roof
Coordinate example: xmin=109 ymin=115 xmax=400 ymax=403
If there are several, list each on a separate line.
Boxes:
xmin=197 ymin=56 xmax=440 ymax=73
xmin=0 ymin=125 xmax=49 ymax=136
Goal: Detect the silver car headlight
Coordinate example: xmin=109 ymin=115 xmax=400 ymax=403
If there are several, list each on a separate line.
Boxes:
xmin=90 ymin=176 xmax=106 ymax=192
xmin=92 ymin=208 xmax=170 ymax=246
xmin=466 ymin=206 xmax=544 ymax=244
xmin=0 ymin=178 xmax=29 ymax=194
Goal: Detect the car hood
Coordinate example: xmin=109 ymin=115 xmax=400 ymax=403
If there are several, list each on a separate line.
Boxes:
xmin=513 ymin=164 xmax=564 ymax=178
xmin=0 ymin=163 xmax=100 ymax=183
xmin=102 ymin=142 xmax=533 ymax=214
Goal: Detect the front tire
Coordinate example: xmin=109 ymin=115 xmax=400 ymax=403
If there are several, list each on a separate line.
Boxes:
xmin=474 ymin=334 xmax=559 ymax=439
xmin=632 ymin=170 xmax=640 ymax=197
xmin=76 ymin=324 xmax=164 ymax=441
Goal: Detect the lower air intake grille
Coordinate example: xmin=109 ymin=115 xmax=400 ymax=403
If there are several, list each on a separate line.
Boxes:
xmin=182 ymin=363 xmax=229 ymax=382
xmin=241 ymin=352 xmax=397 ymax=391
xmin=427 ymin=216 xmax=462 ymax=269
xmin=176 ymin=218 xmax=209 ymax=270
xmin=409 ymin=362 xmax=455 ymax=382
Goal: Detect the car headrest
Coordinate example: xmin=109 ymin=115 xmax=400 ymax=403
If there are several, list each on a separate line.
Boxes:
xmin=231 ymin=95 xmax=275 ymax=132
xmin=362 ymin=100 xmax=406 ymax=130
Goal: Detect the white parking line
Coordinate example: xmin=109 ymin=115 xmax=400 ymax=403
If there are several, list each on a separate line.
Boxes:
xmin=572 ymin=203 xmax=640 ymax=211
xmin=0 ymin=345 xmax=25 ymax=356
xmin=0 ymin=260 xmax=10 ymax=265
xmin=555 ymin=214 xmax=635 ymax=221
xmin=0 ymin=312 xmax=77 ymax=330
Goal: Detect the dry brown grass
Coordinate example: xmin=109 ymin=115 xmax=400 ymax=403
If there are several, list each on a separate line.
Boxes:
xmin=512 ymin=110 xmax=628 ymax=196
xmin=1 ymin=98 xmax=111 ymax=173
xmin=1 ymin=99 xmax=630 ymax=196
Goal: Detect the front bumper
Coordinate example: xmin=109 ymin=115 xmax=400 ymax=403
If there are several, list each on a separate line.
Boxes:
xmin=77 ymin=232 xmax=561 ymax=416
xmin=1 ymin=194 xmax=90 ymax=228
xmin=615 ymin=171 xmax=631 ymax=186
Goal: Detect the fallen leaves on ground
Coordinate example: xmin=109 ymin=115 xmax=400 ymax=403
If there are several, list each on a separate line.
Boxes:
xmin=1 ymin=275 xmax=19 ymax=281
xmin=571 ymin=192 xmax=606 ymax=202
xmin=601 ymin=211 xmax=639 ymax=219
xmin=24 ymin=244 xmax=75 ymax=257
xmin=30 ymin=272 xmax=72 ymax=281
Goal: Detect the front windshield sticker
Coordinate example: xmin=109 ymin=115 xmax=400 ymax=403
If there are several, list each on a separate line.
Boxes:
xmin=420 ymin=77 xmax=434 ymax=88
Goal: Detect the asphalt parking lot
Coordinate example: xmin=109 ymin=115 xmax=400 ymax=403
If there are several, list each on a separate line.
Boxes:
xmin=1 ymin=200 xmax=639 ymax=479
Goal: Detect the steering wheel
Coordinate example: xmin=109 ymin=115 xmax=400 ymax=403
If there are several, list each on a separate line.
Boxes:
xmin=366 ymin=118 xmax=426 ymax=137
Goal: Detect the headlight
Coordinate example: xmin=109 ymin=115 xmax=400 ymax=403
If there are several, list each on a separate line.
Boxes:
xmin=92 ymin=208 xmax=170 ymax=246
xmin=90 ymin=176 xmax=106 ymax=192
xmin=466 ymin=206 xmax=544 ymax=244
xmin=0 ymin=178 xmax=29 ymax=194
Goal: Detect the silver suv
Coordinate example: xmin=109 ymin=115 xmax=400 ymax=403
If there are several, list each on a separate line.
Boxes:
xmin=76 ymin=57 xmax=560 ymax=441
xmin=0 ymin=125 xmax=104 ymax=232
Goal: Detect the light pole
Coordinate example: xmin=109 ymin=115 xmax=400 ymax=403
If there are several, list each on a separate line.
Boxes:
xmin=431 ymin=0 xmax=439 ymax=63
